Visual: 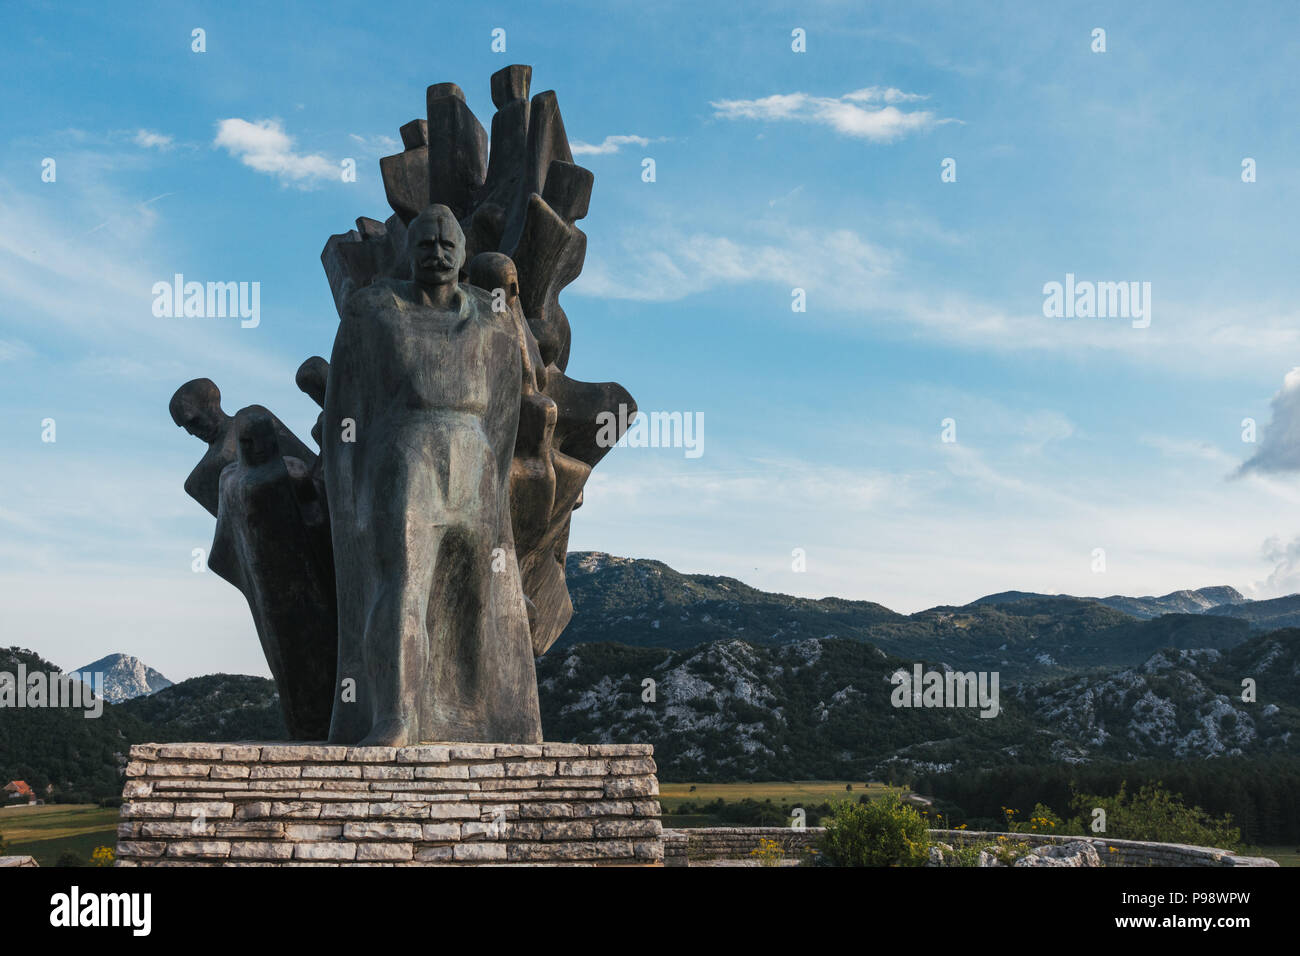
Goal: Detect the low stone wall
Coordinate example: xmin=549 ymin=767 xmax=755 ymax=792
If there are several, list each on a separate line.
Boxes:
xmin=0 ymin=855 xmax=37 ymax=867
xmin=930 ymin=829 xmax=1279 ymax=867
xmin=663 ymin=826 xmax=1279 ymax=867
xmin=663 ymin=826 xmax=820 ymax=866
xmin=117 ymin=742 xmax=661 ymax=866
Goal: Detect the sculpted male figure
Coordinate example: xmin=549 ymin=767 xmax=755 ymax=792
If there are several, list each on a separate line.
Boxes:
xmin=324 ymin=203 xmax=541 ymax=746
xmin=209 ymin=408 xmax=336 ymax=739
xmin=169 ymin=378 xmax=316 ymax=517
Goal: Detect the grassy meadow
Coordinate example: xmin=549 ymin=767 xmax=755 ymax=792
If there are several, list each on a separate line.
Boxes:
xmin=658 ymin=780 xmax=905 ymax=827
xmin=0 ymin=804 xmax=118 ymax=867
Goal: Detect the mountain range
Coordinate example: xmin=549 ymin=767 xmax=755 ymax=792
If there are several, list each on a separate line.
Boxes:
xmin=4 ymin=553 xmax=1299 ymax=794
xmin=560 ymin=554 xmax=1269 ymax=678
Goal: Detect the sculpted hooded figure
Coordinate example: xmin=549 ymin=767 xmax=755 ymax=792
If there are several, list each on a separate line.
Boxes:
xmin=208 ymin=407 xmax=337 ymax=739
xmin=322 ymin=203 xmax=541 ymax=746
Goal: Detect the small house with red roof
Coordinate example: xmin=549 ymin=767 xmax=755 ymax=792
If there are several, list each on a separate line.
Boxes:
xmin=3 ymin=781 xmax=35 ymax=804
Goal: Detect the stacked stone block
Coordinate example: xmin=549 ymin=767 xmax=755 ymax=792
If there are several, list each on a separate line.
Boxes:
xmin=117 ymin=742 xmax=661 ymax=866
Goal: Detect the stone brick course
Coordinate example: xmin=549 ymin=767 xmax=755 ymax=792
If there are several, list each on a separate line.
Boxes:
xmin=117 ymin=742 xmax=661 ymax=866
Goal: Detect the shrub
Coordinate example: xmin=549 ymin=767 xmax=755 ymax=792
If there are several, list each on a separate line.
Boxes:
xmin=1067 ymin=782 xmax=1242 ymax=850
xmin=816 ymin=795 xmax=930 ymax=867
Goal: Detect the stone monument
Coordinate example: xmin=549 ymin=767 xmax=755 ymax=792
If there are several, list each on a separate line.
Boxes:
xmin=128 ymin=66 xmax=660 ymax=866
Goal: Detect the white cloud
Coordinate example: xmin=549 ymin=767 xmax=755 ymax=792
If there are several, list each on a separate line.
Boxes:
xmin=842 ymin=87 xmax=928 ymax=105
xmin=134 ymin=129 xmax=174 ymax=150
xmin=710 ymin=87 xmax=949 ymax=142
xmin=1251 ymin=534 xmax=1300 ymax=598
xmin=571 ymin=134 xmax=656 ymax=156
xmin=213 ymin=118 xmax=338 ymax=187
xmin=1237 ymin=367 xmax=1300 ymax=476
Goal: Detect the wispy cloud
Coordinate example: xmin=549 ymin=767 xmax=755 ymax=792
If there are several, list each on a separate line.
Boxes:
xmin=575 ymin=223 xmax=894 ymax=302
xmin=575 ymin=220 xmax=1300 ymax=373
xmin=0 ymin=174 xmax=295 ymax=384
xmin=571 ymin=134 xmax=660 ymax=156
xmin=134 ymin=129 xmax=174 ymax=150
xmin=1141 ymin=434 xmax=1233 ymax=466
xmin=710 ymin=87 xmax=950 ymax=142
xmin=0 ymin=338 xmax=33 ymax=362
xmin=213 ymin=118 xmax=338 ymax=187
xmin=348 ymin=132 xmax=400 ymax=157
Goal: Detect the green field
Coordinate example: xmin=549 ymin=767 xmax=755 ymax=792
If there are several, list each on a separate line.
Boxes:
xmin=0 ymin=804 xmax=118 ymax=867
xmin=1257 ymin=846 xmax=1300 ymax=867
xmin=659 ymin=780 xmax=905 ymax=827
xmin=659 ymin=780 xmax=899 ymax=807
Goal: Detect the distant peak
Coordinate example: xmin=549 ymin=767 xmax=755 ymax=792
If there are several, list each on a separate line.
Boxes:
xmin=70 ymin=653 xmax=173 ymax=704
xmin=1194 ymin=585 xmax=1247 ymax=604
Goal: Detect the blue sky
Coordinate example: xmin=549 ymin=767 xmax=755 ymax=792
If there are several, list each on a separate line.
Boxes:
xmin=4 ymin=0 xmax=1300 ymax=680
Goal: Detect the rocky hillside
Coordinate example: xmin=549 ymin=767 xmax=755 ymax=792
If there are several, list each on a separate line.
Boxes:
xmin=1016 ymin=631 xmax=1300 ymax=763
xmin=536 ymin=630 xmax=1300 ymax=780
xmin=70 ymin=653 xmax=173 ymax=703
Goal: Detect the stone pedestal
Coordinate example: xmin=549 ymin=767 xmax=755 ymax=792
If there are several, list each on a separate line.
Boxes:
xmin=116 ymin=742 xmax=661 ymax=866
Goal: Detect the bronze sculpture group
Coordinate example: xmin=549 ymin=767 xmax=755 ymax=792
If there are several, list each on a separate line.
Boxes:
xmin=170 ymin=66 xmax=634 ymax=746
